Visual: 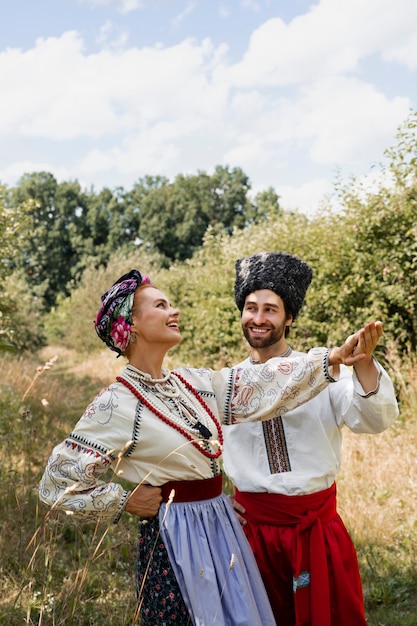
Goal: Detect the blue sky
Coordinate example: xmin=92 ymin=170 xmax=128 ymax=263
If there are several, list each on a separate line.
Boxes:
xmin=1 ymin=0 xmax=417 ymax=213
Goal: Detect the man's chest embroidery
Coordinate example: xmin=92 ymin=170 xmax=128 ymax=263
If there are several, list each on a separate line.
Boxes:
xmin=262 ymin=415 xmax=291 ymax=473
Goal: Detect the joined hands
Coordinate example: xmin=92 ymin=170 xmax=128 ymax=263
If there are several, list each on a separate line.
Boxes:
xmin=329 ymin=321 xmax=382 ymax=367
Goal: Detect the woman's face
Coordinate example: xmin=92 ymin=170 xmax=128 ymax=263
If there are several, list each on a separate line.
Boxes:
xmin=130 ymin=286 xmax=181 ymax=348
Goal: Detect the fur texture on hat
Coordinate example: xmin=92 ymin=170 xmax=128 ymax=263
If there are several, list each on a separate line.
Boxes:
xmin=234 ymin=252 xmax=313 ymax=319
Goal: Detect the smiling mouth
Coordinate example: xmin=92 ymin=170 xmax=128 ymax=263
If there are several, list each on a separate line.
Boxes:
xmin=250 ymin=327 xmax=270 ymax=334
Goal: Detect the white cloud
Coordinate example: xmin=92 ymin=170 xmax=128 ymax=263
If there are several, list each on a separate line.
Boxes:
xmin=292 ymin=77 xmax=410 ymax=166
xmin=77 ymin=0 xmax=145 ymax=13
xmin=383 ymin=36 xmax=417 ymax=70
xmin=218 ymin=4 xmax=231 ymax=18
xmin=97 ymin=19 xmax=113 ymax=43
xmin=277 ymin=178 xmax=333 ymax=215
xmin=0 ymin=160 xmax=71 ymax=187
xmin=241 ymin=0 xmax=261 ymax=11
xmin=172 ymin=1 xmax=198 ymax=29
xmin=1 ymin=0 xmax=417 ymax=216
xmin=0 ymin=33 xmax=228 ymax=140
xmin=76 ymin=122 xmax=184 ymax=181
xmin=224 ymin=0 xmax=417 ymax=88
xmin=96 ymin=20 xmax=129 ymax=48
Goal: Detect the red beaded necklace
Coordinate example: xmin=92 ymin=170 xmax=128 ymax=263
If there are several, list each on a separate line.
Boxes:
xmin=116 ymin=371 xmax=224 ymax=460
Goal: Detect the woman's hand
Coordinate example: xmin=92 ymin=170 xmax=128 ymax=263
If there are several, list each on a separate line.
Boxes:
xmin=229 ymin=495 xmax=247 ymax=526
xmin=125 ymin=484 xmax=162 ymax=517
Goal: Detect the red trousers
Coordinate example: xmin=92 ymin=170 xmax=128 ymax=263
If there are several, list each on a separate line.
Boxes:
xmin=235 ymin=483 xmax=367 ymax=626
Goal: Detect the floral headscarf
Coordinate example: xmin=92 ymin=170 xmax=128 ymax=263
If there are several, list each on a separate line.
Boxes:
xmin=94 ymin=269 xmax=153 ymax=356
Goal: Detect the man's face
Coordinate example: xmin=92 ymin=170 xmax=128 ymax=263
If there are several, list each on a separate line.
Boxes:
xmin=241 ymin=289 xmax=292 ymax=349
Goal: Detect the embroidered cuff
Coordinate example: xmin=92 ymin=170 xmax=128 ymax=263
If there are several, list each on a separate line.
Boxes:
xmin=112 ymin=489 xmax=131 ymax=524
xmin=323 ymin=348 xmax=337 ymax=383
xmin=353 ymin=357 xmax=382 ymax=397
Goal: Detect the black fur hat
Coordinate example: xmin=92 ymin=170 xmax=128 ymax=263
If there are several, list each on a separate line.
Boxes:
xmin=234 ymin=251 xmax=313 ymax=319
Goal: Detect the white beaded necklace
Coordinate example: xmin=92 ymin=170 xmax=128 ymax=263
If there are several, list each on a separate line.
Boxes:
xmin=121 ymin=365 xmax=221 ymax=445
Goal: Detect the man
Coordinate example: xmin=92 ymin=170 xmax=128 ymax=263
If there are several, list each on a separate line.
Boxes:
xmin=222 ymin=251 xmax=399 ymax=626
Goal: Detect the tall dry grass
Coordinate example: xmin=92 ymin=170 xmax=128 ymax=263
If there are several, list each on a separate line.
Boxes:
xmin=0 ymin=345 xmax=416 ymax=624
xmin=0 ymin=350 xmax=139 ymax=625
xmin=337 ymin=347 xmax=417 ymax=623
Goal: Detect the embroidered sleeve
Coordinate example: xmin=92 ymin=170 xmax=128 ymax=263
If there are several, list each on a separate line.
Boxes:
xmin=39 ymin=385 xmax=132 ymax=523
xmin=213 ymin=347 xmax=337 ymax=424
xmin=39 ymin=437 xmax=130 ymax=523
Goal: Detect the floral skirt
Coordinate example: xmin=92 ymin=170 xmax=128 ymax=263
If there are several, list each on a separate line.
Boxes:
xmin=136 ymin=516 xmax=190 ymax=625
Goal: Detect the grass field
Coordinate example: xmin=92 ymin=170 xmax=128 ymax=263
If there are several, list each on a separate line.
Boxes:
xmin=0 ymin=347 xmax=416 ymax=625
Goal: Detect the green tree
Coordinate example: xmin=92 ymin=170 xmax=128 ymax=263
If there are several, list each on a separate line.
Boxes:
xmin=252 ymin=187 xmax=281 ymax=219
xmin=9 ymin=175 xmax=141 ymax=309
xmin=0 ymin=185 xmax=19 ymax=350
xmin=0 ymin=185 xmax=44 ymax=350
xmin=133 ymin=166 xmax=255 ymax=263
xmin=10 ymin=173 xmax=89 ymax=309
xmin=72 ymin=185 xmax=142 ymax=278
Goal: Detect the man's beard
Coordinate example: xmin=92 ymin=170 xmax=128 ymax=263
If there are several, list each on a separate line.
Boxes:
xmin=243 ymin=321 xmax=287 ymax=349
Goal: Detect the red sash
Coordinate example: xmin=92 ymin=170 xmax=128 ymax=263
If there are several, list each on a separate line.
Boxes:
xmin=235 ymin=483 xmax=338 ymax=626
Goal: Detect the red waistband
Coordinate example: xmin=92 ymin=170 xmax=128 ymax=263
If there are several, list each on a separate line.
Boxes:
xmin=161 ymin=473 xmax=223 ymax=503
xmin=235 ymin=482 xmax=337 ymax=526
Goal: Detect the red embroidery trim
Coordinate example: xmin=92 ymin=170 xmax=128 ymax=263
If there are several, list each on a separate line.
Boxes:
xmin=116 ymin=373 xmax=224 ymax=459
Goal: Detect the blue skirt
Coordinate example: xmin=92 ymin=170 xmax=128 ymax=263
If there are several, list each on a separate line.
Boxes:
xmin=158 ymin=492 xmax=276 ymax=626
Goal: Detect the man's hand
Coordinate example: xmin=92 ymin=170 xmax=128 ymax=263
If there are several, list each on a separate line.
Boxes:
xmin=228 ymin=495 xmax=247 ymax=526
xmin=329 ymin=321 xmax=382 ymax=392
xmin=125 ymin=484 xmax=162 ymax=518
xmin=329 ymin=321 xmax=383 ymax=367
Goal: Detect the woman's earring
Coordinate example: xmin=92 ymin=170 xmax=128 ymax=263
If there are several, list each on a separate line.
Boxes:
xmin=129 ymin=332 xmax=137 ymax=345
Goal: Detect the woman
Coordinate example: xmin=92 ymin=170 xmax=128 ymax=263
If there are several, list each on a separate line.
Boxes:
xmin=39 ymin=269 xmax=369 ymax=626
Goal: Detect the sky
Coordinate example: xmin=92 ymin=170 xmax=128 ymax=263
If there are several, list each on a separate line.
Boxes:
xmin=1 ymin=0 xmax=417 ymax=214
